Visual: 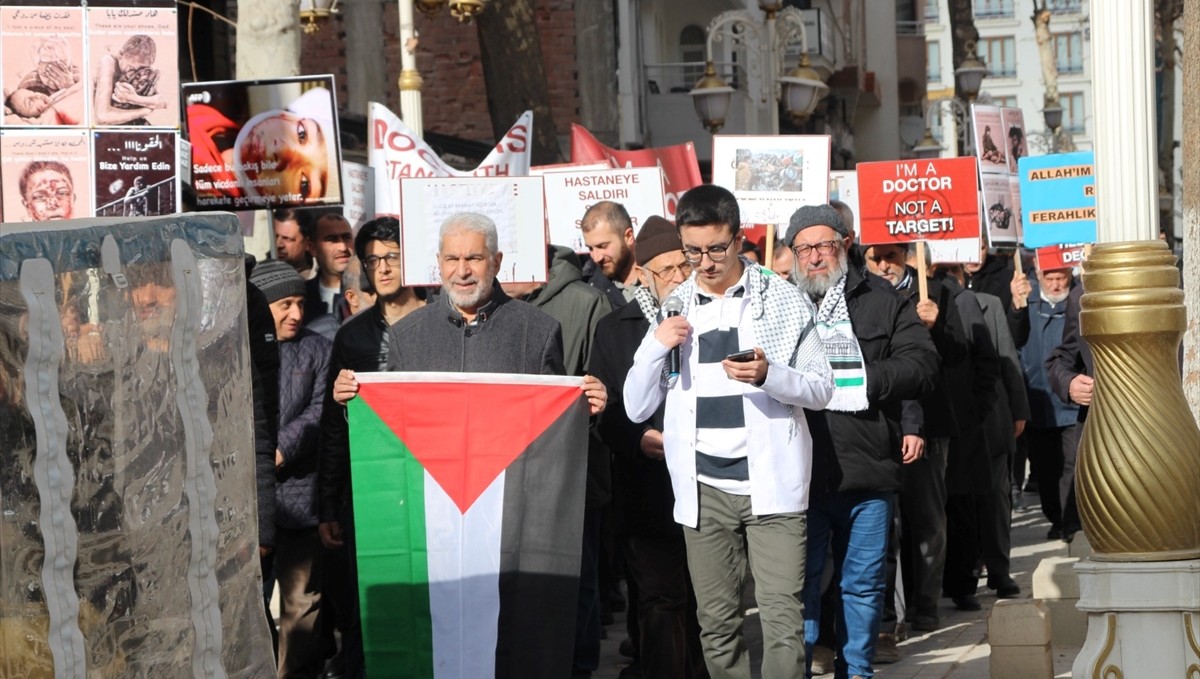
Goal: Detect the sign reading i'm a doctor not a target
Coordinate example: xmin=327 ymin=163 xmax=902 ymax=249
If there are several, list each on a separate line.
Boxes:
xmin=856 ymin=157 xmax=981 ymax=245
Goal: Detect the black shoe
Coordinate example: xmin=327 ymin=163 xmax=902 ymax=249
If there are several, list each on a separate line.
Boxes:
xmin=988 ymin=575 xmax=1021 ymax=599
xmin=1062 ymin=530 xmax=1077 ymax=544
xmin=1047 ymin=528 xmax=1063 ymax=540
xmin=952 ymin=595 xmax=982 ymax=611
xmin=907 ymin=614 xmax=940 ymax=632
xmin=617 ymin=662 xmax=643 ymax=679
xmin=1024 ymin=480 xmax=1039 ymax=493
xmin=618 ymin=637 xmax=637 ymax=659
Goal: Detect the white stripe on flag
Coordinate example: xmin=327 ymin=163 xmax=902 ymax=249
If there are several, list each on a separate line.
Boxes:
xmin=425 ymin=470 xmax=504 ymax=679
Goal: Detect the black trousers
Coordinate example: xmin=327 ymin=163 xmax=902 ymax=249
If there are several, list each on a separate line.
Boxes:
xmin=623 ymin=532 xmax=708 ymax=679
xmin=1023 ymin=425 xmax=1080 ymax=532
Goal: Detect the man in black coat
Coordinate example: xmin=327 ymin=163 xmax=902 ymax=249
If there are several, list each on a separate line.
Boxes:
xmin=250 ymin=259 xmax=332 ymax=678
xmin=788 ymin=206 xmax=939 ymax=678
xmin=591 ymin=217 xmax=707 ymax=679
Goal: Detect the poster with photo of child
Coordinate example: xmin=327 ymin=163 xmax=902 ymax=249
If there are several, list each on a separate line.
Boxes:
xmin=970 ymin=104 xmax=1008 ymax=175
xmin=92 ymin=130 xmax=177 ymax=217
xmin=1 ymin=6 xmax=87 ymax=127
xmin=1 ymin=128 xmax=92 ymax=222
xmin=1001 ymin=107 xmax=1027 ymax=175
xmin=87 ymin=5 xmax=179 ymax=128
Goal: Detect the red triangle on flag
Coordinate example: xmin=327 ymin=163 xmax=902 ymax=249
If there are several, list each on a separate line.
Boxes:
xmin=359 ymin=380 xmax=582 ymax=513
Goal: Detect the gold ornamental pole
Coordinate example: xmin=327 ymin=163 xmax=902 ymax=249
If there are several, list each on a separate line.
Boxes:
xmin=1076 ymin=241 xmax=1200 ymax=560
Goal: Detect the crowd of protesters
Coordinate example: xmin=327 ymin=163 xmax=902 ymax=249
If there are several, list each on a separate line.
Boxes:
xmin=246 ymin=186 xmax=1093 ymax=679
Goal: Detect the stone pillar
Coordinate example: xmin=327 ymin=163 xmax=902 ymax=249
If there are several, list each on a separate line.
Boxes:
xmin=1072 ymin=5 xmax=1200 ymax=678
xmin=1089 ymin=0 xmax=1157 ymax=243
xmin=1183 ymin=0 xmax=1200 ymax=418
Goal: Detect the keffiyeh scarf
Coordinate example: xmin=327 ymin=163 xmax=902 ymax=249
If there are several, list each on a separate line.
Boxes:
xmin=813 ymin=274 xmax=869 ymax=412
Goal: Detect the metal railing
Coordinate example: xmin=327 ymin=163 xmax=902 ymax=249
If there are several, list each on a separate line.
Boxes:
xmin=1048 ymin=0 xmax=1083 ymax=15
xmin=644 ymin=61 xmax=744 ymax=95
xmin=95 ymin=177 xmax=177 ymax=217
xmin=974 ymin=0 xmax=1015 ymax=19
xmin=896 ymin=20 xmax=925 ymax=36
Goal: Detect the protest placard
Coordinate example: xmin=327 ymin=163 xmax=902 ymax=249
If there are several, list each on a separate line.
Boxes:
xmin=1008 ymin=175 xmax=1024 ymax=242
xmin=341 ymin=160 xmax=375 ymax=232
xmin=830 ymin=170 xmax=859 ymax=230
xmin=92 ymin=129 xmax=177 ymax=217
xmin=540 ymin=166 xmax=666 ymax=251
xmin=1 ymin=6 xmax=87 ymax=127
xmin=1036 ymin=242 xmax=1086 ymax=271
xmin=369 ymin=102 xmax=532 ymax=218
xmin=1001 ymin=107 xmax=1027 ymax=175
xmin=1 ymin=128 xmax=91 ymax=222
xmin=856 ymin=157 xmax=980 ymax=246
xmin=183 ymin=75 xmax=342 ymax=211
xmin=399 ymin=176 xmax=547 ymax=286
xmin=981 ymin=173 xmax=1017 ymax=245
xmin=712 ymin=134 xmax=830 ymax=225
xmin=570 ymin=124 xmax=702 ymax=219
xmin=86 ymin=5 xmax=177 ymax=129
xmin=927 ymin=238 xmax=982 ymax=264
xmin=531 ymin=161 xmax=609 ymax=174
xmin=971 ymin=104 xmax=1008 ymax=174
xmin=1018 ymin=150 xmax=1096 ymax=247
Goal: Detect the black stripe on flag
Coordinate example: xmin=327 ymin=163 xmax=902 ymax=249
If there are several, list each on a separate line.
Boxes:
xmin=495 ymin=398 xmax=589 ymax=679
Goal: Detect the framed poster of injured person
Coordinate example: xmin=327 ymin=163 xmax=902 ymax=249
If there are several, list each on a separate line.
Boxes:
xmin=855 ymin=156 xmax=982 ymax=300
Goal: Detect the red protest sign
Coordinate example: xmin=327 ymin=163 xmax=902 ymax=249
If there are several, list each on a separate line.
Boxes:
xmin=1036 ymin=243 xmax=1086 ymax=271
xmin=856 ymin=157 xmax=981 ymax=245
xmin=571 ymin=124 xmax=702 ymax=219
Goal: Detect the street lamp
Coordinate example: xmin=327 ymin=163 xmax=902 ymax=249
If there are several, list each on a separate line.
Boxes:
xmin=1025 ymin=98 xmax=1074 ymax=155
xmin=299 ymin=0 xmax=340 ymax=34
xmin=909 ymin=97 xmax=973 ymax=159
xmin=954 ymin=41 xmax=988 ymax=102
xmin=688 ymin=3 xmax=829 ymax=134
xmin=396 ymin=0 xmax=487 ymax=137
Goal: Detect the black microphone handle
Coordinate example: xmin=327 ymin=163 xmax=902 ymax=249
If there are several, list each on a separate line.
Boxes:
xmin=668 ymin=345 xmax=681 ymax=376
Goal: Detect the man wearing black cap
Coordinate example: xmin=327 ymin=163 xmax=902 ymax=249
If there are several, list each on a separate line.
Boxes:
xmin=592 ymin=216 xmax=707 ymax=679
xmin=786 ymin=204 xmax=939 ymax=679
xmin=249 ymin=259 xmax=333 ymax=678
xmin=625 ymin=186 xmax=834 ymax=679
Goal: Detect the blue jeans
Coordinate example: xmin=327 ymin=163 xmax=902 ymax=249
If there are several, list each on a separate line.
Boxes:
xmin=803 ymin=491 xmax=893 ymax=679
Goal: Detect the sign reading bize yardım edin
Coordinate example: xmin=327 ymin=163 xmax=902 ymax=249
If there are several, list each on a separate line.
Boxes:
xmin=856 ymin=157 xmax=981 ymax=245
xmin=1018 ymin=151 xmax=1096 ymax=248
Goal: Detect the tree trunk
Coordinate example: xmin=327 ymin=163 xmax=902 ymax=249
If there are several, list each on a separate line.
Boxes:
xmin=1182 ymin=0 xmax=1199 ymax=420
xmin=947 ymin=0 xmax=980 ymax=79
xmin=235 ymin=0 xmax=301 ymax=79
xmin=475 ymin=0 xmax=564 ymax=165
xmin=1031 ymin=5 xmax=1058 ymax=107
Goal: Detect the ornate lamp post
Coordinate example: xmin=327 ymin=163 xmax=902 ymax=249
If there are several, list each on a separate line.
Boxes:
xmin=688 ymin=2 xmax=829 ymax=135
xmin=299 ymin=0 xmax=341 ymax=34
xmin=911 ymin=97 xmax=973 ymax=159
xmin=395 ymin=0 xmax=487 ymax=138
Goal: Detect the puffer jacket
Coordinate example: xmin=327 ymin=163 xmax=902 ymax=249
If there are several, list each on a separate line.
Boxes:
xmin=805 ymin=265 xmax=940 ymax=495
xmin=276 ymin=327 xmax=332 ymax=529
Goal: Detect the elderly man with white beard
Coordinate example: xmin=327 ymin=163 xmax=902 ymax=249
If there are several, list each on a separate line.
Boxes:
xmin=1017 ymin=265 xmax=1081 ymax=542
xmin=786 ymin=204 xmax=939 ymax=679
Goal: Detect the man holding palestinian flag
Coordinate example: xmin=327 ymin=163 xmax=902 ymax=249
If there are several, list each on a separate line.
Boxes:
xmin=333 ymin=212 xmax=607 ymax=679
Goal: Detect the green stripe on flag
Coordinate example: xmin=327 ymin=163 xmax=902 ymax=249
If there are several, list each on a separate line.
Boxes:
xmin=348 ymin=398 xmax=434 ymax=678
xmin=834 ymin=377 xmax=865 ymax=387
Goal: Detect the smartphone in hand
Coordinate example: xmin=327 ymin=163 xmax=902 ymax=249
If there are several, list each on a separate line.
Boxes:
xmin=725 ymin=349 xmax=756 ymax=363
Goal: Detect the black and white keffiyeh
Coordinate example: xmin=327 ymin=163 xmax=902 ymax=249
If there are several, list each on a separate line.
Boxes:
xmin=813 ymin=274 xmax=869 ymax=412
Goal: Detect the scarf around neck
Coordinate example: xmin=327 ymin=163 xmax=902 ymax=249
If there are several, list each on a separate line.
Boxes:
xmin=812 ymin=273 xmax=870 ymax=412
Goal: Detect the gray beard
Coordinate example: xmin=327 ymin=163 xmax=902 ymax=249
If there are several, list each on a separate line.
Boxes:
xmin=1042 ymin=289 xmax=1069 ymax=305
xmin=794 ymin=249 xmax=848 ymax=302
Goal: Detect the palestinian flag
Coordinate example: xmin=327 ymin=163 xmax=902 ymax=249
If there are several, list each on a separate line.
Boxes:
xmin=347 ymin=372 xmax=589 ymax=679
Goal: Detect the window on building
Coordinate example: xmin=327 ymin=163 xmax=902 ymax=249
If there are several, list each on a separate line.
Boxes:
xmin=924 ymin=0 xmax=940 ymax=22
xmin=974 ymin=0 xmax=1014 ymax=19
xmin=680 ymin=25 xmax=706 ymax=86
xmin=1062 ymin=92 xmax=1085 ymax=133
xmin=991 ymin=95 xmax=1017 ymax=108
xmin=1047 ymin=0 xmax=1082 ymax=14
xmin=981 ymin=36 xmax=1017 ymax=78
xmin=1053 ymin=32 xmax=1084 ymax=74
xmin=927 ymin=41 xmax=942 ymax=82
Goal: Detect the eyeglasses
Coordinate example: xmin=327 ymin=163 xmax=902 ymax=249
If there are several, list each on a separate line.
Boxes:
xmin=791 ymin=240 xmax=841 ymax=258
xmin=682 ymin=241 xmax=734 ymax=265
xmin=646 ymin=262 xmax=692 ymax=281
xmin=363 ymin=252 xmax=401 ymax=270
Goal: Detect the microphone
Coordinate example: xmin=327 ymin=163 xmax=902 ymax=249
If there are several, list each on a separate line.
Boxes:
xmin=662 ymin=296 xmax=684 ymax=377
